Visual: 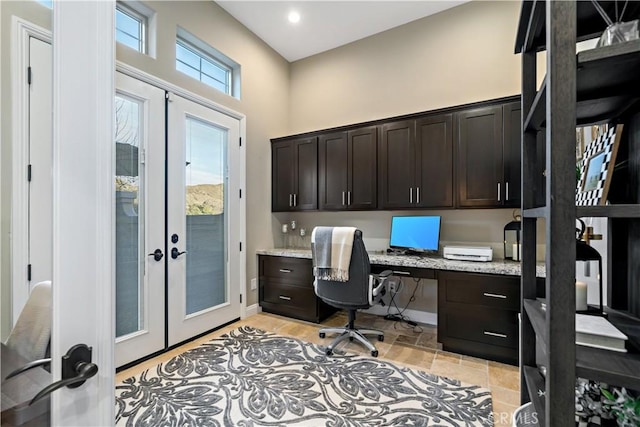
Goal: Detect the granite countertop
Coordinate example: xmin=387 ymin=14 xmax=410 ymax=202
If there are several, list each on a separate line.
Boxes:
xmin=256 ymin=248 xmax=546 ymax=278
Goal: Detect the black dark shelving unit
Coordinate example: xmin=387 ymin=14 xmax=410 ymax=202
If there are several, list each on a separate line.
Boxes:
xmin=516 ymin=1 xmax=640 ymax=425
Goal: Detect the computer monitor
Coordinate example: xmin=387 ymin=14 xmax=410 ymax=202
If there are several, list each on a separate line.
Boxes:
xmin=389 ymin=215 xmax=441 ymax=253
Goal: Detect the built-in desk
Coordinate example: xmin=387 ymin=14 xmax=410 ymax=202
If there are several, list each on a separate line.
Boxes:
xmin=256 ymin=249 xmax=545 ymax=365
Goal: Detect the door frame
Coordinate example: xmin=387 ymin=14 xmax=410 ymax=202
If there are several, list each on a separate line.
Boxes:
xmin=10 ymin=16 xmax=51 ymax=325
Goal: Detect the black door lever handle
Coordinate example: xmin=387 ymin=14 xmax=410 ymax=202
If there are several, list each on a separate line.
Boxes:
xmin=29 ymin=344 xmax=98 ymax=405
xmin=171 ymin=247 xmax=187 ymax=259
xmin=148 ymin=249 xmax=163 ymax=261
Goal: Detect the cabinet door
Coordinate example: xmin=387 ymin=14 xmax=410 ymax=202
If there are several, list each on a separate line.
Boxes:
xmin=379 ymin=120 xmax=415 ymax=209
xmin=319 ymin=132 xmax=349 ymax=210
xmin=415 ymin=114 xmax=453 ymax=208
xmin=503 ymin=102 xmax=522 ymax=207
xmin=271 ymin=141 xmax=294 ymax=211
xmin=348 ymin=127 xmax=377 ymax=210
xmin=293 ymin=137 xmax=318 ymax=211
xmin=456 ymin=105 xmax=503 ymax=207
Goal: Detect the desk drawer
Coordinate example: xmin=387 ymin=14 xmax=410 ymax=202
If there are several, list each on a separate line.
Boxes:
xmin=445 ymin=307 xmax=518 ymax=349
xmin=440 ymin=272 xmax=519 ymax=311
xmin=262 ymin=281 xmax=317 ymax=316
xmin=261 ymin=256 xmax=312 ymax=285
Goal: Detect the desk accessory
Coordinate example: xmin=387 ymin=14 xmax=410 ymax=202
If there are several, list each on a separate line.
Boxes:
xmin=503 ymin=211 xmax=522 ymax=261
xmin=576 ymin=218 xmax=605 ymax=316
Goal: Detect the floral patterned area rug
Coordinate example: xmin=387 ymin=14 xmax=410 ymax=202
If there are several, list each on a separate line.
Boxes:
xmin=115 ymin=326 xmax=493 ymax=426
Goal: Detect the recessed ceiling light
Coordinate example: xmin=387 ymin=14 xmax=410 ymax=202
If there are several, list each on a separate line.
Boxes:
xmin=288 ymin=11 xmax=301 ymax=24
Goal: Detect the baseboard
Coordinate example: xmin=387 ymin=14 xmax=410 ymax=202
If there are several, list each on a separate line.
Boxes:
xmin=361 ymin=305 xmax=437 ymax=326
xmin=244 ymin=303 xmax=260 ymax=318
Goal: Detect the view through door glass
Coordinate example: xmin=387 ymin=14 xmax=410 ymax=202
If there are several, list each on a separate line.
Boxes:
xmin=185 ymin=117 xmax=227 ymax=314
xmin=115 ymin=94 xmax=144 ymax=336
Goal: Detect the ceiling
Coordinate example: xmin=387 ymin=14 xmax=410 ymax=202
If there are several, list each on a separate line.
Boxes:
xmin=216 ymin=1 xmax=469 ymax=62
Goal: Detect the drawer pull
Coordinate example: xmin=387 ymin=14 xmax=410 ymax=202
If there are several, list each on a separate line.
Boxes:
xmin=483 ymin=292 xmax=507 ymax=299
xmin=279 ymin=295 xmax=291 ymax=301
xmin=279 ymin=269 xmax=292 ymax=273
xmin=393 ymin=270 xmax=411 ymax=275
xmin=484 ymin=331 xmax=507 ymax=338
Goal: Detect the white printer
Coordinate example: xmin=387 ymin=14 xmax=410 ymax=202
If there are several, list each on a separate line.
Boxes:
xmin=443 ymin=245 xmax=493 ymax=262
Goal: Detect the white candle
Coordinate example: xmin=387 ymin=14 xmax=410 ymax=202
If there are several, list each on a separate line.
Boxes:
xmin=281 ymin=224 xmax=288 ymax=233
xmin=512 ymin=243 xmax=521 ymax=261
xmin=576 ymin=281 xmax=588 ymax=311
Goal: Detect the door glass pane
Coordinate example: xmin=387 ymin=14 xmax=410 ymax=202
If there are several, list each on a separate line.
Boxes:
xmin=115 ymin=95 xmax=144 ymax=337
xmin=185 ymin=117 xmax=227 ymax=315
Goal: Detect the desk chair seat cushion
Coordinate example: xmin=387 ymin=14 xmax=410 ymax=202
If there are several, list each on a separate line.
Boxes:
xmin=5 ymin=281 xmax=52 ymax=362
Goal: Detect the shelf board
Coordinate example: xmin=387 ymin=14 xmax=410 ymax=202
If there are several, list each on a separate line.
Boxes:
xmin=523 ymin=39 xmax=640 ymax=132
xmin=523 ymin=299 xmax=640 ymax=390
xmin=523 ymin=365 xmax=545 ymax=427
xmin=523 ymin=207 xmax=548 ymax=218
xmin=516 ymin=1 xmax=640 ymax=53
xmin=577 ymin=205 xmax=640 ymax=218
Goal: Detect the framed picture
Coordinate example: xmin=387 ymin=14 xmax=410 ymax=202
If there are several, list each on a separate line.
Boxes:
xmin=576 ymin=124 xmax=623 ymax=206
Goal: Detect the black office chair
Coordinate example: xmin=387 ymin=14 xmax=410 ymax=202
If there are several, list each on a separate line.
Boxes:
xmin=312 ymin=228 xmax=391 ymax=357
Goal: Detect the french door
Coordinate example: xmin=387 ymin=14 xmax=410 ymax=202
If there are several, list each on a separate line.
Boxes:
xmin=115 ymin=74 xmax=241 ymax=366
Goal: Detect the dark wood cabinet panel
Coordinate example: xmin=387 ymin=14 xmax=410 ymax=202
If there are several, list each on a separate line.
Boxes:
xmin=348 ymin=127 xmax=378 ymax=209
xmin=271 ymin=141 xmax=295 ymax=211
xmin=271 ymin=137 xmax=317 ymax=212
xmin=318 ymin=127 xmax=377 ymax=210
xmin=503 ymin=102 xmax=522 ymax=207
xmin=438 ymin=271 xmax=520 ymax=365
xmin=415 ymin=114 xmax=454 ymax=208
xmin=319 ymin=132 xmax=349 ymax=210
xmin=379 ymin=120 xmax=415 ymax=209
xmin=457 ymin=105 xmax=504 ymax=207
xmin=258 ymin=255 xmax=336 ymax=323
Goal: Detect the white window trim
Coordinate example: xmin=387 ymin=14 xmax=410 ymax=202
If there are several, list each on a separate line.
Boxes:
xmin=176 ymin=27 xmax=241 ymax=99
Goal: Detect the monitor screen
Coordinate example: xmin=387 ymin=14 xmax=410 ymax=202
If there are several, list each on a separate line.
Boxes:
xmin=389 ymin=215 xmax=441 ymax=252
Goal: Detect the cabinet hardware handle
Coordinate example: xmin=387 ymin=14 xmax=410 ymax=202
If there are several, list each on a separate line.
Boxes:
xmin=289 ymin=194 xmax=292 ymax=207
xmin=348 ymin=191 xmax=351 ymax=205
xmin=279 ymin=295 xmax=291 ymax=301
xmin=393 ymin=270 xmax=411 ymax=275
xmin=497 ymin=183 xmax=501 ymax=202
xmin=342 ymin=191 xmax=346 ymax=206
xmin=483 ymin=292 xmax=507 ymax=299
xmin=409 ymin=188 xmax=413 ymax=204
xmin=293 ymin=193 xmax=297 ymax=206
xmin=484 ymin=331 xmax=507 ymax=338
xmin=506 ymin=182 xmax=509 ymax=201
xmin=279 ymin=269 xmax=292 ymax=273
xmin=416 ymin=187 xmax=420 ymax=204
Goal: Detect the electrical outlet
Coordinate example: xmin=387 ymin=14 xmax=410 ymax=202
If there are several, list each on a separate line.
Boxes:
xmin=250 ymin=278 xmax=257 ymax=290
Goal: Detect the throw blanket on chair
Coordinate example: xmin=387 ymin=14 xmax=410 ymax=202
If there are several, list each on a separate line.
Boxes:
xmin=311 ymin=226 xmax=356 ymax=282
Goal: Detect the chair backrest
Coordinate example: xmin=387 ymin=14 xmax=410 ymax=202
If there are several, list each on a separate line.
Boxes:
xmin=5 ymin=281 xmax=52 ymax=362
xmin=313 ymin=229 xmax=372 ymax=309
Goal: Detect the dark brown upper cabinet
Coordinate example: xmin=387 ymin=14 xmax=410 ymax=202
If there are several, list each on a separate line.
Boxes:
xmin=457 ymin=105 xmax=517 ymax=208
xmin=502 ymin=102 xmax=522 ymax=208
xmin=379 ymin=114 xmax=453 ymax=209
xmin=415 ymin=114 xmax=454 ymax=208
xmin=271 ymin=137 xmax=318 ymax=212
xmin=318 ymin=127 xmax=378 ymax=210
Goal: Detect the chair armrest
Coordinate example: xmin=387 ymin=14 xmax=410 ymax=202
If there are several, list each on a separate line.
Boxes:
xmin=4 ymin=358 xmax=51 ymax=381
xmin=369 ymin=270 xmax=393 ymax=303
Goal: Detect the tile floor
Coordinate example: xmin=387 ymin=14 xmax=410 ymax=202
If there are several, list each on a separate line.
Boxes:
xmin=116 ymin=311 xmax=521 ymax=425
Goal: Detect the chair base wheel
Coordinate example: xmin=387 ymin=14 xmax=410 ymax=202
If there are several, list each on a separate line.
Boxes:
xmin=325 ymin=348 xmax=333 ymax=356
xmin=378 ymin=335 xmax=384 ymax=342
xmin=371 ymin=350 xmax=378 ymax=357
xmin=349 ymin=337 xmax=354 ymax=342
xmin=319 ymin=332 xmax=325 ymax=338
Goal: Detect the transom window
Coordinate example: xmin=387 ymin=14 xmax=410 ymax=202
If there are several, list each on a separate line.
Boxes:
xmin=116 ymin=3 xmax=146 ymax=53
xmin=175 ymin=29 xmax=241 ymax=98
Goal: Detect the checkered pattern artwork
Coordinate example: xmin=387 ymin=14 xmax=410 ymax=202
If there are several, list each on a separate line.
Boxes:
xmin=576 ymin=124 xmax=623 ymax=206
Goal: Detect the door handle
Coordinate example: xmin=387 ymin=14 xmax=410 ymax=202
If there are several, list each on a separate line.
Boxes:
xmin=348 ymin=191 xmax=351 ymax=205
xmin=293 ymin=193 xmax=297 ymax=206
xmin=171 ymin=247 xmax=187 ymax=259
xmin=505 ymin=182 xmax=510 ymax=201
xmin=342 ymin=191 xmax=346 ymax=206
xmin=416 ymin=187 xmax=420 ymax=204
xmin=497 ymin=183 xmax=501 ymax=202
xmin=289 ymin=194 xmax=293 ymax=207
xmin=409 ymin=187 xmax=413 ymax=204
xmin=30 ymin=344 xmax=98 ymax=405
xmin=148 ymin=249 xmax=163 ymax=261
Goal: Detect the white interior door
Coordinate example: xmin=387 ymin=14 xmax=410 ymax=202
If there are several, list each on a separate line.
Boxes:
xmin=28 ymin=36 xmax=53 ymax=294
xmin=114 ymin=72 xmax=166 ymax=367
xmin=167 ymin=94 xmax=241 ymax=346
